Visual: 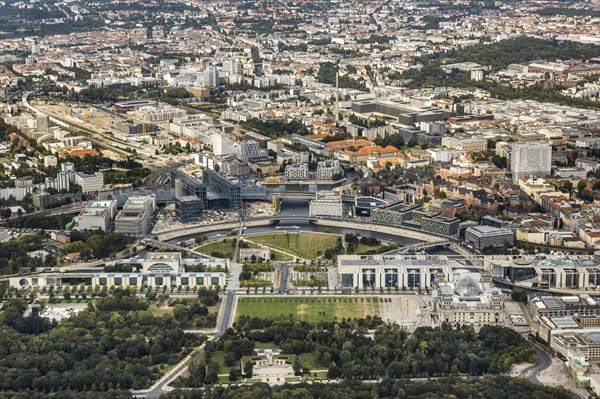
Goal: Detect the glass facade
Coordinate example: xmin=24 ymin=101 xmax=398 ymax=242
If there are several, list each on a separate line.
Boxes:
xmin=407 ymin=268 xmax=421 ymax=287
xmin=384 ymin=268 xmax=398 ymax=287
xmin=362 ymin=268 xmax=376 ymax=287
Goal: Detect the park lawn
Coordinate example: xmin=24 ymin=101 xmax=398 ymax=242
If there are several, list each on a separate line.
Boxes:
xmin=148 ymin=303 xmax=173 ymax=316
xmin=235 ymin=296 xmax=380 ymax=323
xmin=254 ymin=341 xmax=279 ymax=350
xmin=213 ymin=351 xmax=242 ymax=373
xmin=306 ymin=370 xmax=328 ymax=380
xmin=248 ymin=232 xmax=339 ymax=259
xmin=354 ymin=243 xmax=386 ymax=255
xmin=298 ymin=353 xmax=328 ymax=370
xmin=197 ymin=238 xmax=236 ymax=260
xmin=148 ymin=299 xmax=221 ymax=318
xmin=270 ymin=249 xmax=294 ymax=261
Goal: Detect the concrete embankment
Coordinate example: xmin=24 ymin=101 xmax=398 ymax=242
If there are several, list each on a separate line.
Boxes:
xmin=311 ymin=219 xmax=449 ymax=243
xmin=156 ymin=219 xmax=275 ymax=241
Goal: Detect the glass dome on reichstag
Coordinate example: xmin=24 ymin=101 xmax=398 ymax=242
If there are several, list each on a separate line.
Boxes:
xmin=454 ymin=277 xmax=482 ymax=297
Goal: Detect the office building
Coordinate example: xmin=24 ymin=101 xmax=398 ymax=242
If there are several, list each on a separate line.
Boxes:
xmin=92 ymin=252 xmax=227 ymax=289
xmin=371 ymin=204 xmax=460 ymax=236
xmin=171 ymin=169 xmax=207 ymax=208
xmin=487 ymin=255 xmax=600 ymax=290
xmin=203 ymin=66 xmax=220 ymax=87
xmin=115 ymin=195 xmax=155 ymax=236
xmin=36 ymin=114 xmax=49 ymax=133
xmin=351 ymin=99 xmax=451 ymax=125
xmin=74 ymin=171 xmax=104 ymax=194
xmin=131 ymin=104 xmax=187 ymax=123
xmin=223 ymin=60 xmax=243 ymax=76
xmin=203 ymin=169 xmax=242 ymax=209
xmin=175 ymin=196 xmax=203 ymax=221
xmin=309 ymin=191 xmax=343 ymax=218
xmin=335 ymin=254 xmax=453 ymax=290
xmin=441 ymin=136 xmax=488 ymax=152
xmin=316 ymin=159 xmax=343 ymax=180
xmin=77 ymin=200 xmax=118 ymax=231
xmin=464 ymin=225 xmax=515 ymax=250
xmin=239 ymin=140 xmax=267 ymax=162
xmin=510 ymin=142 xmax=552 ymax=182
xmin=285 ymin=163 xmax=309 ymax=181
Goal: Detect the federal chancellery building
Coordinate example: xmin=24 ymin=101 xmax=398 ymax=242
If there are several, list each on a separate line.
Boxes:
xmin=92 ymin=252 xmax=227 ymax=288
xmin=3 ymin=252 xmax=226 ymax=290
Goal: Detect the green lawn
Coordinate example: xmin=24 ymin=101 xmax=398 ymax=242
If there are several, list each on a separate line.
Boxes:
xmin=254 ymin=341 xmax=279 ymax=349
xmin=298 ymin=353 xmax=328 ymax=370
xmin=270 ymin=250 xmax=294 ymax=261
xmin=247 ymin=232 xmax=339 ymax=259
xmin=197 ymin=238 xmax=236 ymax=260
xmin=235 ymin=296 xmax=380 ymax=323
xmin=197 ymin=238 xmax=294 ymax=261
xmin=213 ymin=351 xmax=241 ymax=373
xmin=354 ymin=243 xmax=386 ymax=255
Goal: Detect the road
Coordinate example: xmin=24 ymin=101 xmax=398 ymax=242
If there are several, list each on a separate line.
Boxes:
xmin=132 ymin=338 xmax=213 ymax=399
xmin=518 ymin=342 xmax=584 ymax=399
xmin=141 ymin=238 xmax=215 ymax=259
xmin=217 ymin=291 xmax=236 ymax=336
xmin=519 ymin=342 xmax=552 ymax=384
xmin=279 ymin=263 xmax=292 ymax=293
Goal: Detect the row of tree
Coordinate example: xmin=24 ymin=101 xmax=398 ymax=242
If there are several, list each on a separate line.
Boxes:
xmin=162 ymin=376 xmax=572 ymax=399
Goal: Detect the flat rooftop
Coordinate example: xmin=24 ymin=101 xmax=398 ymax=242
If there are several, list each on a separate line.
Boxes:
xmin=144 ymin=252 xmax=182 ymax=263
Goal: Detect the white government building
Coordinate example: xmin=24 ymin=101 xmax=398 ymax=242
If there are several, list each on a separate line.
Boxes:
xmin=335 ymin=255 xmax=453 ymax=289
xmin=92 ymin=252 xmax=227 ymax=289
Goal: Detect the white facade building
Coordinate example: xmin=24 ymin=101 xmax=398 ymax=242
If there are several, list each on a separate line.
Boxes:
xmin=309 ymin=190 xmax=343 ymax=218
xmin=510 ymin=141 xmax=552 ymax=182
xmin=75 ymin=171 xmax=104 ymax=194
xmin=336 ymin=254 xmax=453 ymax=290
xmin=77 ymin=200 xmax=117 ymax=231
xmin=285 ymin=163 xmax=309 ymax=181
xmin=316 ymin=159 xmax=343 ymax=180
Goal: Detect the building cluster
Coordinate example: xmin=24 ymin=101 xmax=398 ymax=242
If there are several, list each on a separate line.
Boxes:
xmin=486 ymin=254 xmax=600 ymax=291
xmin=529 ymin=292 xmax=600 ymax=395
xmin=77 ymin=194 xmax=156 ymax=236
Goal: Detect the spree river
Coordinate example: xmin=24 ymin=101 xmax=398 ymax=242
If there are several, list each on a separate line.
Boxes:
xmin=168 ymin=199 xmax=421 ymax=246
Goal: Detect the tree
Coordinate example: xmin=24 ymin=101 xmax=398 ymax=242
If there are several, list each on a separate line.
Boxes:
xmin=229 ymin=368 xmax=238 ymax=381
xmin=0 ymin=208 xmax=11 ymax=219
xmin=244 ymin=361 xmax=253 ymax=378
xmin=293 ymin=356 xmax=302 ymax=375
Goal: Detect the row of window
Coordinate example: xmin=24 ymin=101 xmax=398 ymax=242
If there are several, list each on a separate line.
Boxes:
xmin=98 ymin=276 xmax=220 ymax=286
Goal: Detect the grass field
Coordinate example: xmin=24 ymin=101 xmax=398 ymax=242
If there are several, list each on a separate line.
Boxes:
xmin=247 ymin=232 xmax=339 ymax=259
xmin=235 ymin=296 xmax=380 ymax=323
xmin=355 ymin=243 xmax=386 ymax=255
xmin=197 ymin=238 xmax=292 ymax=261
xmin=298 ymin=353 xmax=328 ymax=370
xmin=197 ymin=238 xmax=236 ymax=259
